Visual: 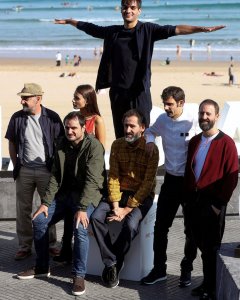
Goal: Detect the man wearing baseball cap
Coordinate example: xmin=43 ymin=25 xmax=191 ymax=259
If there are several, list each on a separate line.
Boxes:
xmin=5 ymin=83 xmax=64 ymax=260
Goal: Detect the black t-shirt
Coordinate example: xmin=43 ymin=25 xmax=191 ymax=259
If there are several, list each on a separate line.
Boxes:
xmin=111 ymin=27 xmax=139 ymax=89
xmin=59 ymin=140 xmax=83 ymax=193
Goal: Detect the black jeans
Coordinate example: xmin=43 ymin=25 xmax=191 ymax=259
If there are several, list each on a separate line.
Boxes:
xmin=185 ymin=192 xmax=226 ymax=293
xmin=109 ymin=87 xmax=152 ymax=138
xmin=91 ymin=192 xmax=153 ymax=267
xmin=153 ymin=173 xmax=197 ymax=273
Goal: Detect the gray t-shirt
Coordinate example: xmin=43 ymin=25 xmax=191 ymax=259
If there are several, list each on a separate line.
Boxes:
xmin=23 ymin=114 xmax=46 ymax=168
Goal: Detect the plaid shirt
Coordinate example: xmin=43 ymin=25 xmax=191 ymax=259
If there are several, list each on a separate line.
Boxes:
xmin=108 ymin=136 xmax=159 ymax=207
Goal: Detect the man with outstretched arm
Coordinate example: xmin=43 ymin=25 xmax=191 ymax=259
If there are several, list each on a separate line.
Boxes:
xmin=54 ymin=0 xmax=225 ymax=139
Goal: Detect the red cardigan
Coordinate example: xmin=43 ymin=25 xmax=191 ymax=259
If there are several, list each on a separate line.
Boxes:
xmin=185 ymin=130 xmax=239 ymax=207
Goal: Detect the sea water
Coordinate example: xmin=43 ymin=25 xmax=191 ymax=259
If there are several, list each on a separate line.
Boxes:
xmin=0 ymin=0 xmax=239 ymax=61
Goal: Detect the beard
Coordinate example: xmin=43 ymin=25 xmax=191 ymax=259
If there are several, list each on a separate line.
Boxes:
xmin=199 ymin=119 xmax=215 ymax=131
xmin=125 ymin=133 xmax=141 ymax=143
xmin=22 ymin=106 xmax=32 ymax=114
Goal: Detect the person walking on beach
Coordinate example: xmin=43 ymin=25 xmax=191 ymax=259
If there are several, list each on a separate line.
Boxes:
xmin=56 ymin=51 xmax=62 ymax=66
xmin=228 ymin=64 xmax=234 ymax=86
xmin=54 ymin=84 xmax=106 ymax=264
xmin=184 ymin=99 xmax=238 ymax=300
xmin=17 ymin=111 xmax=106 ymax=296
xmin=141 ymin=86 xmax=200 ymax=287
xmin=54 ymin=0 xmax=225 ymax=139
xmin=91 ymin=109 xmax=159 ymax=288
xmin=5 ymin=83 xmax=64 ymax=260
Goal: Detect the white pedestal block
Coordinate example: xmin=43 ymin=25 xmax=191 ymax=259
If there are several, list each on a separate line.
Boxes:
xmin=87 ymin=196 xmax=157 ymax=281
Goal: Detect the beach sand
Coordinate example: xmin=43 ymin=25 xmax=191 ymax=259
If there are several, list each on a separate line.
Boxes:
xmin=0 ymin=58 xmax=239 ymax=157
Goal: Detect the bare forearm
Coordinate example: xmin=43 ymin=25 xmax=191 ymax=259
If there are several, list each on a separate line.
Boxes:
xmin=54 ymin=18 xmax=78 ymax=27
xmin=175 ymin=24 xmax=225 ymax=35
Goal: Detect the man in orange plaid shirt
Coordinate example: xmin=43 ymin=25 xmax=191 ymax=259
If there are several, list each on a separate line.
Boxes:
xmin=91 ymin=109 xmax=159 ymax=289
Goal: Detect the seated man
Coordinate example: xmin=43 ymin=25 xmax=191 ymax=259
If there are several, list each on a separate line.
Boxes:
xmin=17 ymin=111 xmax=106 ymax=296
xmin=91 ymin=109 xmax=159 ymax=288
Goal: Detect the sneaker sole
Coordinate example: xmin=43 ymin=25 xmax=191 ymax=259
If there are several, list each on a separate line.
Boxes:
xmin=72 ymin=289 xmax=85 ymax=296
xmin=108 ymin=280 xmax=119 ymax=288
xmin=178 ymin=281 xmax=192 ymax=288
xmin=17 ymin=272 xmax=50 ymax=280
xmin=143 ymin=276 xmax=167 ymax=285
xmin=101 ymin=276 xmax=119 ymax=288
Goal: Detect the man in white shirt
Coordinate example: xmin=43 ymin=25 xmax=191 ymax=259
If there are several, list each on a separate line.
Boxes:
xmin=56 ymin=51 xmax=62 ymax=66
xmin=141 ymin=86 xmax=199 ymax=287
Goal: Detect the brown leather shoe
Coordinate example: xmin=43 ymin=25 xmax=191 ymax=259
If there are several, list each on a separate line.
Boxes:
xmin=72 ymin=276 xmax=85 ymax=296
xmin=15 ymin=250 xmax=32 ymax=261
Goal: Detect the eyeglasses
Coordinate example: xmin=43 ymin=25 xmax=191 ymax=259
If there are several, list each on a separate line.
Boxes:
xmin=121 ymin=5 xmax=138 ymax=11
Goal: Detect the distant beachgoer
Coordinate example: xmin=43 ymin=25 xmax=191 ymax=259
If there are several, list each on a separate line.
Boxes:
xmin=74 ymin=55 xmax=82 ymax=66
xmin=99 ymin=46 xmax=103 ymax=57
xmin=203 ymin=71 xmax=222 ymax=77
xmin=228 ymin=64 xmax=234 ymax=86
xmin=65 ymin=54 xmax=70 ymax=65
xmin=165 ymin=57 xmax=170 ymax=65
xmin=189 ymin=39 xmax=195 ymax=47
xmin=56 ymin=51 xmax=62 ymax=66
xmin=207 ymin=43 xmax=211 ymax=60
xmin=176 ymin=45 xmax=181 ymax=58
xmin=54 ymin=0 xmax=225 ymax=139
xmin=207 ymin=43 xmax=211 ymax=54
xmin=94 ymin=47 xmax=98 ymax=57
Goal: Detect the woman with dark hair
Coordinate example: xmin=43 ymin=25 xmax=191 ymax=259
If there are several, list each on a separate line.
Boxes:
xmin=54 ymin=84 xmax=106 ymax=263
xmin=72 ymin=84 xmax=106 ymax=146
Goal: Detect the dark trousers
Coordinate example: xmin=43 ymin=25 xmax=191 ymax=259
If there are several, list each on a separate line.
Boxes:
xmin=185 ymin=193 xmax=226 ymax=293
xmin=153 ymin=173 xmax=197 ymax=273
xmin=109 ymin=87 xmax=152 ymax=138
xmin=60 ymin=209 xmax=74 ymax=257
xmin=91 ymin=192 xmax=153 ymax=267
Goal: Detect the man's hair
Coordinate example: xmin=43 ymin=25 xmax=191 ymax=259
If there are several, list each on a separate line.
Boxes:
xmin=63 ymin=111 xmax=86 ymax=127
xmin=161 ymin=86 xmax=185 ymax=103
xmin=122 ymin=109 xmax=146 ymax=126
xmin=199 ymin=99 xmax=220 ymax=115
xmin=121 ymin=0 xmax=142 ymax=8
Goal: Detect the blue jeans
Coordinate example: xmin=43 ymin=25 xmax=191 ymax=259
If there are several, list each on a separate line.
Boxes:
xmin=33 ymin=197 xmax=94 ymax=277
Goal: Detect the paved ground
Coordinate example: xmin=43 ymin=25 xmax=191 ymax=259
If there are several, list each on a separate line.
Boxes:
xmin=0 ymin=216 xmax=239 ymax=300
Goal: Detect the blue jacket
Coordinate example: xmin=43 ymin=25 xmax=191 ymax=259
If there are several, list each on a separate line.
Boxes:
xmin=5 ymin=105 xmax=64 ymax=179
xmin=76 ymin=21 xmax=176 ymax=91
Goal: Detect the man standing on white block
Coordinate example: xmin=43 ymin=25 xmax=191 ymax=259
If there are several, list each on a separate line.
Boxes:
xmin=91 ymin=109 xmax=159 ymax=288
xmin=142 ymin=86 xmax=199 ymax=287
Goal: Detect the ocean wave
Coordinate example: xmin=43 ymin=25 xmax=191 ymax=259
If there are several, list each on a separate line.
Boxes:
xmin=1 ymin=1 xmax=239 ymax=12
xmin=0 ymin=45 xmax=239 ymax=52
xmin=1 ymin=16 xmax=238 ymax=24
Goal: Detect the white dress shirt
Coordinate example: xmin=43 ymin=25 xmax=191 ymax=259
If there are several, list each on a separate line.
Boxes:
xmin=145 ymin=108 xmax=200 ymax=176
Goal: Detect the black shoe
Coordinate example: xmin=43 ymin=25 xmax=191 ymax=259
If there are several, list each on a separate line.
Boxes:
xmin=141 ymin=268 xmax=167 ymax=285
xmin=191 ymin=283 xmax=205 ymax=296
xmin=102 ymin=264 xmax=119 ymax=288
xmin=53 ymin=253 xmax=72 ymax=264
xmin=178 ymin=270 xmax=191 ymax=288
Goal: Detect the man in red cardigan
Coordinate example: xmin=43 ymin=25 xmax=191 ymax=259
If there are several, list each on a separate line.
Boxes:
xmin=184 ymin=99 xmax=239 ymax=300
